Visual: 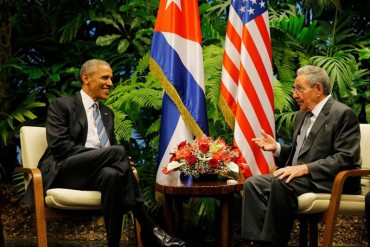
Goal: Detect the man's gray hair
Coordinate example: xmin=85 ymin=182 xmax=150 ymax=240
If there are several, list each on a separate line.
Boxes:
xmin=80 ymin=59 xmax=110 ymax=79
xmin=297 ymin=65 xmax=332 ymax=95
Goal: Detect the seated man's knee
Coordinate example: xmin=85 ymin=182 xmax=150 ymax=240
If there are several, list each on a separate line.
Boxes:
xmin=99 ymin=167 xmax=121 ymax=183
xmin=105 ymin=145 xmax=127 ymax=160
xmin=243 ymin=176 xmax=261 ymax=191
xmin=110 ymin=145 xmax=126 ymax=154
xmin=270 ymin=176 xmax=290 ymax=190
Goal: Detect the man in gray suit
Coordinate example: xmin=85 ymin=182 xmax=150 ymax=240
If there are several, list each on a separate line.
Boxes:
xmin=240 ymin=65 xmax=361 ymax=247
xmin=23 ymin=59 xmax=185 ymax=247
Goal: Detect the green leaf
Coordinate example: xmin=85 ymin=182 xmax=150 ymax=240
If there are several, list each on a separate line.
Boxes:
xmin=96 ymin=34 xmax=122 ymax=46
xmin=91 ymin=16 xmax=121 ymax=31
xmin=29 ymin=69 xmax=43 ymax=79
xmin=358 ymin=47 xmax=370 ymax=61
xmin=51 ymin=63 xmax=64 ymax=73
xmin=130 ymin=17 xmax=142 ymax=30
xmin=22 ymin=110 xmax=38 ymax=120
xmin=112 ymin=12 xmax=125 ymax=29
xmin=117 ymin=39 xmax=130 ymax=54
xmin=12 ymin=113 xmax=26 ymax=122
xmin=50 ymin=73 xmax=60 ymax=82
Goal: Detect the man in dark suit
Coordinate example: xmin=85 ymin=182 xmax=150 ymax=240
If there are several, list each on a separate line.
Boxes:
xmin=241 ymin=65 xmax=361 ymax=247
xmin=24 ymin=59 xmax=185 ymax=247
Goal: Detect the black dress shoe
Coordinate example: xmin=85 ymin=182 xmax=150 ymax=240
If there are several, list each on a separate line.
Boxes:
xmin=152 ymin=227 xmax=186 ymax=247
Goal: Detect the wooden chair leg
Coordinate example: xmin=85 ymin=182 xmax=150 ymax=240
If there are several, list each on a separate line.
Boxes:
xmin=32 ymin=170 xmax=48 ymax=247
xmin=299 ymin=218 xmax=308 ymax=247
xmin=321 ymin=215 xmax=336 ymax=247
xmin=134 ymin=218 xmax=142 ymax=247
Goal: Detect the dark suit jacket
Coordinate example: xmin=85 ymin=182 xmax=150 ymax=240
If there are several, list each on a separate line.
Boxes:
xmin=278 ymin=96 xmax=361 ymax=194
xmin=23 ymin=93 xmax=116 ymax=205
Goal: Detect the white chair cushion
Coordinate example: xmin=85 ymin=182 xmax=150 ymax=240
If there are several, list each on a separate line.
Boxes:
xmin=45 ymin=188 xmax=102 ymax=210
xmin=296 ymin=192 xmax=365 ymax=216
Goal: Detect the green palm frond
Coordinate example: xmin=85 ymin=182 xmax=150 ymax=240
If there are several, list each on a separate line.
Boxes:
xmin=188 ymin=197 xmax=219 ymax=229
xmin=113 ymin=111 xmax=133 ymax=142
xmin=146 ymin=118 xmax=161 ymax=137
xmin=276 ymin=111 xmax=297 ymax=142
xmin=204 ymin=0 xmax=230 ymax=16
xmin=269 ymin=4 xmax=298 ymax=25
xmin=58 ymin=11 xmax=90 ymax=43
xmin=202 ymin=44 xmax=233 ymax=141
xmin=129 ymin=88 xmax=162 ymax=110
xmin=302 ymin=0 xmax=340 ymax=17
xmin=203 ymin=45 xmax=224 ymax=108
xmin=137 ymin=160 xmax=162 ymax=214
xmin=273 ymin=78 xmax=294 ymax=114
xmin=310 ymin=53 xmax=357 ymax=98
xmin=0 ymin=92 xmax=45 ymax=146
xmin=316 ymin=20 xmax=357 ymax=56
xmin=136 ymin=53 xmax=150 ymax=74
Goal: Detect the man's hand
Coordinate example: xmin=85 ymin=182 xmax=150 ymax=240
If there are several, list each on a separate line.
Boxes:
xmin=251 ymin=129 xmax=277 ymax=152
xmin=273 ymin=165 xmax=309 ymax=183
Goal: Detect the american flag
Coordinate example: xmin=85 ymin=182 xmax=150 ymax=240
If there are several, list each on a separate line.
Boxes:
xmin=219 ymin=0 xmax=275 ymax=176
xmin=150 ymin=0 xmax=209 ymax=184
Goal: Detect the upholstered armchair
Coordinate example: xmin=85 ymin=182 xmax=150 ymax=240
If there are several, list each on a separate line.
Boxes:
xmin=295 ymin=124 xmax=370 ymax=247
xmin=16 ymin=126 xmax=142 ymax=247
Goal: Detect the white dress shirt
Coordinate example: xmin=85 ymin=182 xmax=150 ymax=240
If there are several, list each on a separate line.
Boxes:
xmin=80 ymin=90 xmax=101 ymax=148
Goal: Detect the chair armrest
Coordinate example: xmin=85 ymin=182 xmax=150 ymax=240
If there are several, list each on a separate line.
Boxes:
xmin=15 ymin=167 xmax=44 ymax=191
xmin=331 ymin=169 xmax=370 ymax=199
xmin=324 ymin=169 xmax=370 ymax=224
xmin=15 ymin=166 xmax=45 ymax=206
xmin=131 ymin=165 xmax=139 ymax=182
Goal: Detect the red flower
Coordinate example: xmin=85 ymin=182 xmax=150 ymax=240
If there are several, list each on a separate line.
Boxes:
xmin=163 ymin=135 xmax=246 ymax=180
xmin=186 ymin=154 xmax=197 ymax=166
xmin=199 ymin=143 xmax=210 ymax=154
xmin=177 ymin=141 xmax=187 ymax=149
xmin=208 ymin=159 xmax=219 ymax=169
xmin=176 ymin=146 xmax=191 ymax=159
xmin=213 ymin=149 xmax=233 ymax=163
xmin=169 ymin=153 xmax=177 ymax=162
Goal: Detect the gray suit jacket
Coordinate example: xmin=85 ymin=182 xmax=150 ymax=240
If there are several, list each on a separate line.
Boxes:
xmin=23 ymin=93 xmax=116 ymax=205
xmin=279 ymin=96 xmax=361 ymax=194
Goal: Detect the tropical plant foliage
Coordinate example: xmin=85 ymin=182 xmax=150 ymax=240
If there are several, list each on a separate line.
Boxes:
xmin=0 ymin=0 xmax=369 ymax=232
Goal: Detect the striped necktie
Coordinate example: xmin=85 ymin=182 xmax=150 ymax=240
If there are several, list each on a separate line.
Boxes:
xmin=92 ymin=103 xmax=110 ymax=148
xmin=292 ymin=111 xmax=313 ymax=165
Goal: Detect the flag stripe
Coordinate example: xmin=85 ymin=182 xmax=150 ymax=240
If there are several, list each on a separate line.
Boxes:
xmin=242 ymin=26 xmax=273 ymax=110
xmin=234 ymin=107 xmax=270 ymax=174
xmin=256 ymin=13 xmax=272 ymax=64
xmin=222 ymin=51 xmax=240 ymax=85
xmin=238 ymin=65 xmax=273 ymax=136
xmin=220 ymin=79 xmax=237 ymax=114
xmin=219 ymin=0 xmax=275 ymax=176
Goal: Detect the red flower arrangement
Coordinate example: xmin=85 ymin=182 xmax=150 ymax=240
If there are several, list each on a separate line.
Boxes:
xmin=162 ymin=135 xmax=249 ymax=179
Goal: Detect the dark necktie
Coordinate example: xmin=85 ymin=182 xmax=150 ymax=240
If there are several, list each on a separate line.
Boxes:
xmin=292 ymin=112 xmax=313 ymax=165
xmin=93 ymin=103 xmax=110 ymax=148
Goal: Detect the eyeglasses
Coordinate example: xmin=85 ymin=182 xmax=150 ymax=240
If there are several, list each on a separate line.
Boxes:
xmin=292 ymin=85 xmax=306 ymax=93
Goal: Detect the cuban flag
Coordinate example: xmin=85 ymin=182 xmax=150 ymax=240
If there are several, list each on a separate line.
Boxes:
xmin=150 ymin=0 xmax=209 ymax=184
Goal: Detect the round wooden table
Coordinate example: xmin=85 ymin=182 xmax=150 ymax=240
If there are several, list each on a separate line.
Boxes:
xmin=155 ymin=179 xmax=244 ymax=247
